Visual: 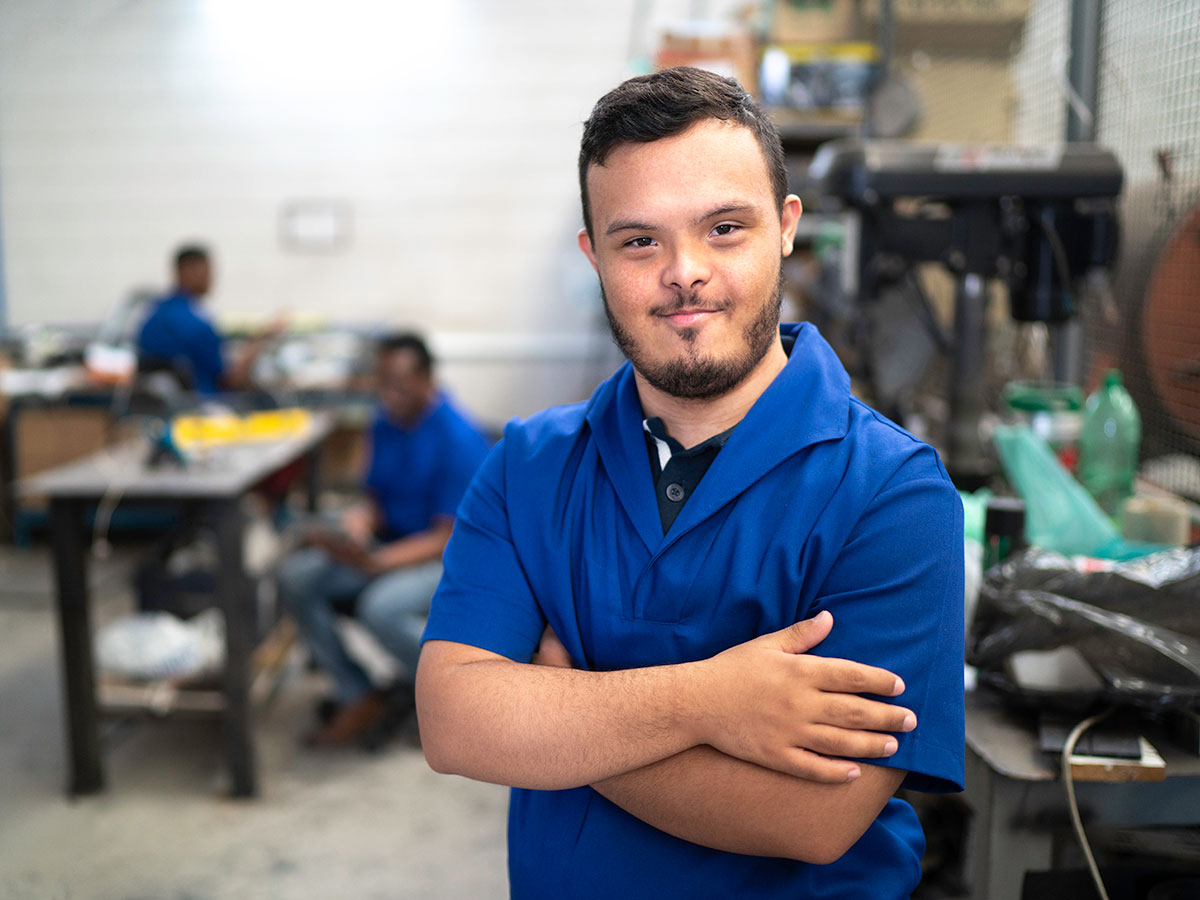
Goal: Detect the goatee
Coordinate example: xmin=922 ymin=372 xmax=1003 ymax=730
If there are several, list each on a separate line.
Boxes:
xmin=602 ymin=263 xmax=784 ymax=400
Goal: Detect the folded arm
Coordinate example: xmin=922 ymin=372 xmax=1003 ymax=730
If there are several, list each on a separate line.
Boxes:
xmin=593 ymin=747 xmax=903 ymax=864
xmin=531 ymin=623 xmax=905 ymax=863
xmin=417 ymin=612 xmax=914 ymax=794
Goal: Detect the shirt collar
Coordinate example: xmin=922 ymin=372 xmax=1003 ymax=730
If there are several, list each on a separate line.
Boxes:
xmin=585 ymin=322 xmax=851 ymax=553
xmin=377 ymin=390 xmax=446 ymax=432
xmin=642 ymin=416 xmax=736 ymax=472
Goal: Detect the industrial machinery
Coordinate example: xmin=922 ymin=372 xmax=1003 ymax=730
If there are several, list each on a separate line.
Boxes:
xmin=809 ymin=140 xmax=1123 ymax=487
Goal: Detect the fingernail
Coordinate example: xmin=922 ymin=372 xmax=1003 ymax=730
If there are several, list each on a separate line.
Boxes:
xmin=817 ymin=610 xmax=831 ymax=623
xmin=884 ymin=738 xmax=898 ymax=755
xmin=903 ymin=714 xmax=917 ymax=732
xmin=893 ymin=677 xmax=905 ymax=695
xmin=847 ymin=767 xmax=861 ymax=782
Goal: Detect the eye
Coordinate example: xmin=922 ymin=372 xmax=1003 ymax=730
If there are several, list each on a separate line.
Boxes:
xmin=624 ymin=236 xmax=656 ymax=249
xmin=711 ymin=223 xmax=740 ymax=237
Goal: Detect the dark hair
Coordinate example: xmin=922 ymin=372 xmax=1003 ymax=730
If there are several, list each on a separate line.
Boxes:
xmin=578 ymin=67 xmax=787 ymax=239
xmin=173 ymin=244 xmax=210 ymax=270
xmin=379 ymin=332 xmax=434 ymax=375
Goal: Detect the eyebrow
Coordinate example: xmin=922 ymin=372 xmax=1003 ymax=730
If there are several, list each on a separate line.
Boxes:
xmin=603 ymin=203 xmax=760 ymax=237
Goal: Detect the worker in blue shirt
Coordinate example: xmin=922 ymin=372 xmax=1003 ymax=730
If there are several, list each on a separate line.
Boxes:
xmin=279 ymin=333 xmax=491 ymax=747
xmin=418 ymin=67 xmax=964 ymax=899
xmin=137 ymin=244 xmax=274 ymax=395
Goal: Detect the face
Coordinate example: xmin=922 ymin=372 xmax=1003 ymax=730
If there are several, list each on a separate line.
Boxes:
xmin=377 ymin=348 xmax=433 ymax=424
xmin=177 ymin=259 xmax=212 ymax=297
xmin=578 ymin=119 xmax=801 ymax=400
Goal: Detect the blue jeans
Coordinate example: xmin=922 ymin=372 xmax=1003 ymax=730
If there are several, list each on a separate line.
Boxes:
xmin=277 ymin=546 xmax=443 ymax=704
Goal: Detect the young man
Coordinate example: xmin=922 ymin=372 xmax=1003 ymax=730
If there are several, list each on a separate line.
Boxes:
xmin=137 ymin=244 xmax=274 ymax=395
xmin=279 ymin=333 xmax=490 ymax=746
xmin=418 ymin=68 xmax=964 ymax=898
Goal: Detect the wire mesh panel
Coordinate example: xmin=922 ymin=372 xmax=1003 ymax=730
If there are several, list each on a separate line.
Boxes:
xmin=1091 ymin=0 xmax=1200 ymax=495
xmin=1012 ymin=0 xmax=1070 ymax=144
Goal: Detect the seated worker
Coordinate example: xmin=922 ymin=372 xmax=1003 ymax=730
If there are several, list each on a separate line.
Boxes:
xmin=417 ymin=68 xmax=965 ymax=899
xmin=279 ymin=333 xmax=490 ymax=747
xmin=137 ymin=244 xmax=275 ymax=395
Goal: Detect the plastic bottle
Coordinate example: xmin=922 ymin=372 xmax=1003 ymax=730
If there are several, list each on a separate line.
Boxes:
xmin=1078 ymin=369 xmax=1141 ymax=518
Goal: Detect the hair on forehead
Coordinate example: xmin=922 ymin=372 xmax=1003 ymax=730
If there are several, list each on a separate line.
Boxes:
xmin=578 ymin=67 xmax=787 ymax=239
xmin=378 ymin=331 xmax=434 ymax=375
xmin=174 ymin=244 xmax=209 ymax=269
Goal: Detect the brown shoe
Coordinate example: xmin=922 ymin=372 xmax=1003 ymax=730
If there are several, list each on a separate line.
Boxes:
xmin=304 ymin=691 xmax=389 ymax=747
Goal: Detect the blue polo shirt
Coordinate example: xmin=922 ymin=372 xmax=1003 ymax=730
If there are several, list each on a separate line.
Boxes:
xmin=364 ymin=393 xmax=491 ymax=541
xmin=424 ymin=323 xmax=965 ymax=900
xmin=136 ymin=291 xmax=226 ymax=395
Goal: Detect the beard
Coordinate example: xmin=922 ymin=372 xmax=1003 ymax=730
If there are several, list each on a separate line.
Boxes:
xmin=602 ymin=262 xmax=784 ymax=401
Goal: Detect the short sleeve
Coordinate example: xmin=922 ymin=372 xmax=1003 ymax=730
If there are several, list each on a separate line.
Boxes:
xmin=810 ymin=449 xmax=965 ymax=793
xmin=422 ymin=440 xmax=547 ymax=662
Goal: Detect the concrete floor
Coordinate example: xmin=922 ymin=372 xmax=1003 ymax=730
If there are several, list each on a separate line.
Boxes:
xmin=0 ymin=542 xmax=509 ymax=900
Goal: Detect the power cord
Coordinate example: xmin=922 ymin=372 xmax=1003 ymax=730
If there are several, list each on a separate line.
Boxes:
xmin=1061 ymin=707 xmax=1116 ymax=900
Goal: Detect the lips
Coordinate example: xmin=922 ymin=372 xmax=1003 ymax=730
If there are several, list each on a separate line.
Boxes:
xmin=663 ymin=309 xmax=721 ymax=327
xmin=651 ymin=296 xmax=729 ymax=326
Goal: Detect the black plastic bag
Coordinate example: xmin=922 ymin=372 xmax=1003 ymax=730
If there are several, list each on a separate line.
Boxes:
xmin=967 ymin=547 xmax=1200 ymax=710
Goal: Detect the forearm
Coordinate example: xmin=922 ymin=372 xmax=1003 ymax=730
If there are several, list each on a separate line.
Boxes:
xmin=372 ymin=520 xmax=452 ymax=570
xmin=224 ymin=338 xmax=265 ymax=390
xmin=592 ymin=748 xmax=904 ymax=864
xmin=417 ymin=641 xmax=709 ymax=791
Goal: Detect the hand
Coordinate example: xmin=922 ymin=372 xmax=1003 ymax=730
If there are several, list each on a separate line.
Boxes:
xmin=532 ymin=625 xmax=574 ymax=669
xmin=257 ymin=310 xmax=290 ymax=341
xmin=695 ymin=611 xmax=916 ymax=784
xmin=339 ymin=505 xmax=375 ymax=547
xmin=306 ymin=529 xmax=376 ymax=573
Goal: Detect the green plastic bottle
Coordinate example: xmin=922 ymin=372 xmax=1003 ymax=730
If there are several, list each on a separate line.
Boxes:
xmin=1078 ymin=369 xmax=1141 ymax=518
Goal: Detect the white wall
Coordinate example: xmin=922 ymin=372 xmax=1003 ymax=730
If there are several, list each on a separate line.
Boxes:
xmin=0 ymin=0 xmax=745 ymax=421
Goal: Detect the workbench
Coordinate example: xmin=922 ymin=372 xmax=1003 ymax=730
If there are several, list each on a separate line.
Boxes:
xmin=20 ymin=412 xmax=334 ymax=798
xmin=964 ymin=689 xmax=1200 ymax=899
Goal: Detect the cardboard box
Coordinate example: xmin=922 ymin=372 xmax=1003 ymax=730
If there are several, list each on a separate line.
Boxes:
xmin=767 ymin=0 xmax=862 ymax=44
xmin=16 ymin=406 xmax=114 ymax=479
xmin=656 ymin=27 xmax=759 ymax=94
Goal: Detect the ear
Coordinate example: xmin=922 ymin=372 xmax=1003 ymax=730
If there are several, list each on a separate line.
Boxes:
xmin=779 ymin=195 xmax=803 ymax=257
xmin=577 ymin=228 xmax=600 ymax=273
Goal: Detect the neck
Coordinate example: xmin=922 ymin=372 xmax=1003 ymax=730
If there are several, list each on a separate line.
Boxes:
xmin=634 ymin=338 xmax=788 ymax=449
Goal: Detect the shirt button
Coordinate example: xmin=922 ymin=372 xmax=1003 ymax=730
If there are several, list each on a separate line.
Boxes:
xmin=665 ymin=483 xmax=685 ymax=502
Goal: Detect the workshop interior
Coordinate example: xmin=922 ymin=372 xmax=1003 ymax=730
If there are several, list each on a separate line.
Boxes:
xmin=1 ymin=1 xmax=1199 ymax=898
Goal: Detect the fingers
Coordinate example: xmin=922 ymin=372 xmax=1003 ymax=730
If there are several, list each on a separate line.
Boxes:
xmin=775 ymin=748 xmax=862 ymax=784
xmin=798 ymin=724 xmax=901 ymax=760
xmin=805 ymin=656 xmax=905 ymax=698
xmin=815 ymin=692 xmax=916 ymax=735
xmin=768 ymin=610 xmax=834 ymax=654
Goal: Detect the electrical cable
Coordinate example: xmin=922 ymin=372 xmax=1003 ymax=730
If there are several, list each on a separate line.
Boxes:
xmin=1035 ymin=208 xmax=1075 ymax=293
xmin=1061 ymin=707 xmax=1116 ymax=900
xmin=90 ymin=436 xmax=149 ymax=560
xmin=902 ymin=269 xmax=952 ymax=353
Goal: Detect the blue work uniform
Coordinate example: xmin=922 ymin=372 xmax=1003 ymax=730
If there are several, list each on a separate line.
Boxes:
xmin=364 ymin=392 xmax=491 ymax=541
xmin=136 ymin=291 xmax=225 ymax=395
xmin=424 ymin=322 xmax=965 ymax=900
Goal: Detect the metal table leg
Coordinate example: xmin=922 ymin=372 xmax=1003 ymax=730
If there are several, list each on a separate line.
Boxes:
xmin=303 ymin=442 xmax=322 ymax=513
xmin=208 ymin=497 xmax=258 ymax=798
xmin=49 ymin=496 xmax=104 ymax=795
xmin=964 ymin=745 xmax=1055 ymax=900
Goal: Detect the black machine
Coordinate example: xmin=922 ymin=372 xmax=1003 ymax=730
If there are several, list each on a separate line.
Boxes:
xmin=809 ymin=139 xmax=1123 ymax=487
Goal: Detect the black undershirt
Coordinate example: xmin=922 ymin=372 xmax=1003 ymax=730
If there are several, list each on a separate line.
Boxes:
xmin=640 ymin=333 xmax=796 ymax=534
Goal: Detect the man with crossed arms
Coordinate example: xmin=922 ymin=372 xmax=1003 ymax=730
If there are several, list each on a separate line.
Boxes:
xmin=418 ymin=67 xmax=964 ymax=899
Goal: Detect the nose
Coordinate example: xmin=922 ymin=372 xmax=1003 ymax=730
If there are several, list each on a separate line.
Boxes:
xmin=660 ymin=239 xmax=711 ymax=293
